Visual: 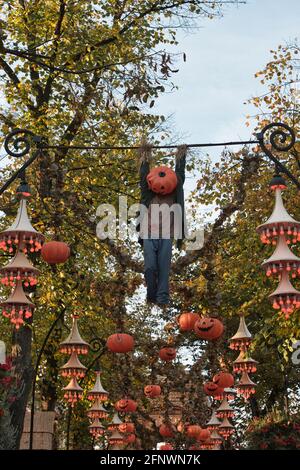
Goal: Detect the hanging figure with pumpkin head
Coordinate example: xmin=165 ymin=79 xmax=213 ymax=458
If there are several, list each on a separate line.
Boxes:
xmin=137 ymin=143 xmax=187 ymax=306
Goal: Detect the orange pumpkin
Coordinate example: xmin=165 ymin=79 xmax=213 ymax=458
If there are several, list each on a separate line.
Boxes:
xmin=146 ymin=166 xmax=177 ymax=195
xmin=107 ymin=333 xmax=134 ymax=353
xmin=159 ymin=424 xmax=174 ymax=438
xmin=203 ymin=381 xmax=223 ymax=397
xmin=144 ymin=385 xmax=161 ymax=398
xmin=124 ymin=433 xmax=136 ymax=444
xmin=197 ymin=429 xmax=211 ymax=442
xmin=186 ymin=425 xmax=202 ymax=439
xmin=159 ymin=347 xmax=176 ymax=362
xmin=194 ymin=317 xmax=224 ymax=340
xmin=115 ymin=398 xmax=137 ymax=413
xmin=213 ymin=371 xmax=234 ymax=388
xmin=119 ymin=422 xmax=135 ymax=434
xmin=160 ymin=444 xmax=173 ymax=450
xmin=178 ymin=312 xmax=200 ymax=332
xmin=41 ymin=241 xmax=70 ymax=264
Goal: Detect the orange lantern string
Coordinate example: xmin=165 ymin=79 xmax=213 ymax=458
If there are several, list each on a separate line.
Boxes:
xmin=59 ymin=315 xmax=90 ymax=355
xmin=60 ymin=351 xmax=87 ymax=378
xmin=89 ymin=418 xmax=105 ymax=438
xmin=233 ymin=350 xmax=258 ymax=374
xmin=236 ymin=372 xmax=256 ymax=401
xmin=87 ymin=398 xmax=109 ymax=420
xmin=229 ymin=316 xmax=252 ymax=351
xmin=63 ymin=377 xmax=83 ymax=406
xmin=87 ymin=371 xmax=109 ymax=401
xmin=218 ymin=417 xmax=234 ymax=440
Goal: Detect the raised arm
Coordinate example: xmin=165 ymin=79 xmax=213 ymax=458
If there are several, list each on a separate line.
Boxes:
xmin=175 ymin=145 xmax=187 ymax=184
xmin=139 ymin=160 xmax=150 ymax=193
xmin=138 ymin=141 xmax=153 ymax=199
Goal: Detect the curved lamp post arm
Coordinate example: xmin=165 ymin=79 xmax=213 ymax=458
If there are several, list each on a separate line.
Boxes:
xmin=0 ymin=129 xmax=44 ymax=196
xmin=256 ymin=122 xmax=298 ymax=189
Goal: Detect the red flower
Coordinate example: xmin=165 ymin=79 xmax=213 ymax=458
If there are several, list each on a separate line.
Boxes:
xmin=0 ymin=356 xmax=12 ymax=371
xmin=0 ymin=376 xmax=13 ymax=386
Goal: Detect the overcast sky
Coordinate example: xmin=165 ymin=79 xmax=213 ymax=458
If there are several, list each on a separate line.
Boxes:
xmin=155 ymin=0 xmax=299 ymax=156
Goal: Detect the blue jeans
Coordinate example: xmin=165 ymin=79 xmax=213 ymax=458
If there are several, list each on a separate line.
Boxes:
xmin=143 ymin=239 xmax=172 ymax=305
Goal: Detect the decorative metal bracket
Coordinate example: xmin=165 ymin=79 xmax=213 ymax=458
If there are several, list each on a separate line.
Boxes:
xmin=256 ymin=122 xmax=299 ymax=189
xmin=0 ymin=129 xmax=44 ymax=196
xmin=4 ymin=128 xmax=43 ymax=157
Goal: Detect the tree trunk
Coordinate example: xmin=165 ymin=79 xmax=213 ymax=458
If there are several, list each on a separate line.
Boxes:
xmin=9 ymin=322 xmax=34 ymax=449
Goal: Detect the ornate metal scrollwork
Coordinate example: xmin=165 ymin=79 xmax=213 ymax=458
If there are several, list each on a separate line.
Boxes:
xmin=89 ymin=337 xmax=105 ymax=353
xmin=256 ymin=122 xmax=299 ymax=189
xmin=257 ymin=122 xmax=296 ymax=153
xmin=4 ymin=129 xmax=36 ymax=157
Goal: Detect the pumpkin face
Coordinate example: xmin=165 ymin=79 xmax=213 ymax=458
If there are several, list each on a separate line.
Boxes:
xmin=178 ymin=312 xmax=200 ymax=332
xmin=159 ymin=424 xmax=174 ymax=438
xmin=194 ymin=317 xmax=224 ymax=340
xmin=203 ymin=381 xmax=223 ymax=396
xmin=146 ymin=166 xmax=178 ymax=195
xmin=41 ymin=241 xmax=70 ymax=265
xmin=119 ymin=423 xmax=135 ymax=434
xmin=159 ymin=347 xmax=176 ymax=362
xmin=107 ymin=333 xmax=134 ymax=353
xmin=186 ymin=425 xmax=202 ymax=439
xmin=197 ymin=429 xmax=211 ymax=442
xmin=115 ymin=398 xmax=137 ymax=413
xmin=144 ymin=385 xmax=161 ymax=398
xmin=213 ymin=371 xmax=234 ymax=389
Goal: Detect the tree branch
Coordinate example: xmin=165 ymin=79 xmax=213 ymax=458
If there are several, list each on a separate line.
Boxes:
xmin=0 ymin=56 xmax=20 ymax=87
xmin=172 ymin=154 xmax=261 ymax=272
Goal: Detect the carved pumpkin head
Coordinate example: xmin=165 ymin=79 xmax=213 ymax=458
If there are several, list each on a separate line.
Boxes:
xmin=146 ymin=166 xmax=177 ymax=195
xmin=186 ymin=424 xmax=202 ymax=439
xmin=194 ymin=317 xmax=224 ymax=340
xmin=159 ymin=423 xmax=174 ymax=438
xmin=106 ymin=333 xmax=134 ymax=353
xmin=213 ymin=371 xmax=234 ymax=389
xmin=124 ymin=433 xmax=136 ymax=444
xmin=144 ymin=385 xmax=161 ymax=398
xmin=119 ymin=422 xmax=135 ymax=434
xmin=115 ymin=398 xmax=137 ymax=413
xmin=159 ymin=347 xmax=177 ymax=362
xmin=178 ymin=312 xmax=200 ymax=332
xmin=197 ymin=429 xmax=211 ymax=442
xmin=203 ymin=381 xmax=223 ymax=396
